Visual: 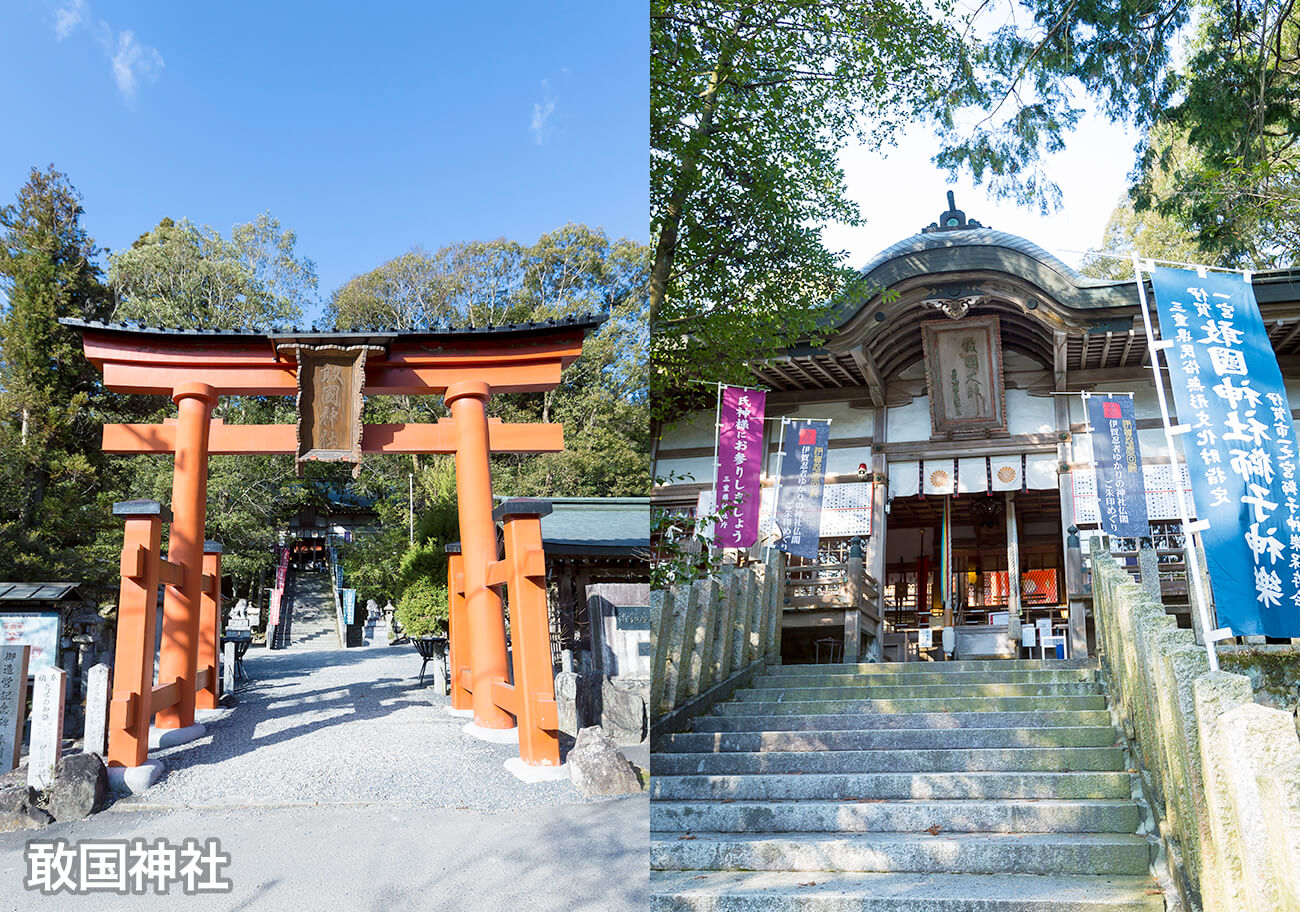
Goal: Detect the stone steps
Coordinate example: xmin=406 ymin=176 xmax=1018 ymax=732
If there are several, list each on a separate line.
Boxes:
xmin=651 ymin=657 xmax=1161 ymax=910
xmin=653 ymin=831 xmax=1152 ymax=876
xmin=732 ymin=681 xmax=1104 ymax=701
xmin=754 ymin=668 xmax=1099 ymax=687
xmin=688 ymin=709 xmax=1113 ymax=732
xmin=283 ymin=573 xmax=340 ymax=651
xmin=761 ymin=658 xmax=1099 ymax=675
xmin=651 ymin=771 xmax=1133 ymax=802
xmin=653 ymin=798 xmax=1141 ymax=834
xmin=653 ymin=745 xmax=1125 ymax=775
xmin=712 ymin=694 xmax=1109 ymax=714
xmin=650 ymin=871 xmax=1165 ymax=911
xmin=660 ymin=725 xmax=1119 ymax=752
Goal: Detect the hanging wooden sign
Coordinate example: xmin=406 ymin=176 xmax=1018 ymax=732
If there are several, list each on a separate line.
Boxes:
xmin=287 ymin=344 xmax=378 ymax=477
xmin=921 ymin=315 xmax=1007 ymax=436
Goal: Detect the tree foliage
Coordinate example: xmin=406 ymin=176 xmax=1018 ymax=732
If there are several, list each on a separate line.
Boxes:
xmin=1128 ymin=2 xmax=1300 ymax=267
xmin=650 ymin=0 xmax=953 ymax=407
xmin=108 ymin=213 xmax=313 ymax=329
xmin=0 ymin=165 xmax=119 ymax=591
xmin=650 ymin=0 xmax=1300 ymax=411
xmin=332 ymin=224 xmax=651 ymax=498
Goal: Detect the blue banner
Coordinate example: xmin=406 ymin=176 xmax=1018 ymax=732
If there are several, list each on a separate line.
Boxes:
xmin=1150 ymin=266 xmax=1300 ymax=637
xmin=774 ymin=420 xmax=829 ymax=559
xmin=1087 ymin=395 xmax=1150 ymax=539
xmin=342 ymin=588 xmax=356 ymax=625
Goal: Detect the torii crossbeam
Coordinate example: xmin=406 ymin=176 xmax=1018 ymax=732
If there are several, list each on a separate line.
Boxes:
xmin=61 ymin=315 xmax=604 ymax=782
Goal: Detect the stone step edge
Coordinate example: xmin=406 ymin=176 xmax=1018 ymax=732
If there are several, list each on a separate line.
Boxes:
xmin=649 ymin=870 xmax=1165 ymax=910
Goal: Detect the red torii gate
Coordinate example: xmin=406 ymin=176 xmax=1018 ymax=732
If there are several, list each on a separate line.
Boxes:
xmin=62 ymin=316 xmax=603 ymax=786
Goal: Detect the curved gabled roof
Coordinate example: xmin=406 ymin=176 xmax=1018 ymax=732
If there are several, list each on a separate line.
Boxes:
xmin=856 ymin=227 xmax=1105 ymax=285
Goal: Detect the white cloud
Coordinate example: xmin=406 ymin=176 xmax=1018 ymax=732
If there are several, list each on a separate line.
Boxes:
xmin=530 ymin=79 xmax=556 ymax=146
xmin=50 ymin=1 xmax=164 ymax=104
xmin=54 ymin=0 xmax=85 ymax=39
xmin=110 ymin=29 xmax=164 ymax=102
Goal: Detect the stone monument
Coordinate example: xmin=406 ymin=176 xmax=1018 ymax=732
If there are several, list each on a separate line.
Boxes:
xmin=28 ymin=666 xmax=67 ymax=791
xmin=0 ymin=644 xmax=31 ymax=774
xmin=83 ymin=663 xmax=111 ymax=758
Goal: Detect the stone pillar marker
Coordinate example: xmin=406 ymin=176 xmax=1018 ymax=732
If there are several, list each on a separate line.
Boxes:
xmin=1138 ymin=540 xmax=1162 ymax=603
xmin=28 ymin=666 xmax=67 ymax=790
xmin=223 ymin=641 xmax=236 ymax=695
xmin=83 ymin=663 xmax=111 ymax=758
xmin=0 ymin=644 xmax=31 ymax=774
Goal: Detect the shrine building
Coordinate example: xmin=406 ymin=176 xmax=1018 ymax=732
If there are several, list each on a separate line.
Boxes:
xmin=651 ymin=195 xmax=1300 ymax=664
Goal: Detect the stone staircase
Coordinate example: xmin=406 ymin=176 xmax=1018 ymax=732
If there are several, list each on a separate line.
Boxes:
xmin=651 ymin=658 xmax=1166 ymax=911
xmin=282 ymin=571 xmax=340 ymax=651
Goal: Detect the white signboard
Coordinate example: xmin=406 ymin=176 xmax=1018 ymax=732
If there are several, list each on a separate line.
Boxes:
xmin=0 ymin=612 xmax=59 ymax=673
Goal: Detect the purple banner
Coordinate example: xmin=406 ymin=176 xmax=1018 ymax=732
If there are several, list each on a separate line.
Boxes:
xmin=714 ymin=386 xmax=766 ymax=548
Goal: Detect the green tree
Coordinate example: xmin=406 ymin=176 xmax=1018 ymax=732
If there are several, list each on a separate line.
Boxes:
xmin=1127 ymin=3 xmax=1300 ymax=267
xmin=0 ymin=165 xmax=117 ymax=589
xmin=650 ymin=0 xmax=952 ymax=401
xmin=108 ymin=212 xmax=313 ymax=329
xmin=105 ymin=213 xmax=321 ymax=602
xmin=332 ymin=224 xmax=650 ymax=498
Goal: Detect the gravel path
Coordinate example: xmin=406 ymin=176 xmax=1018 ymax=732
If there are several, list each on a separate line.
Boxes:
xmin=119 ymin=643 xmax=630 ymax=810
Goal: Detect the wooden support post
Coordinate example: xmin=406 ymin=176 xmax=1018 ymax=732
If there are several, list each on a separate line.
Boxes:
xmin=156 ymin=382 xmax=216 ymax=730
xmin=446 ymin=547 xmax=472 ymax=711
xmin=496 ymin=500 xmax=560 ymax=766
xmin=196 ymin=541 xmax=222 ymax=710
xmin=446 ymin=380 xmax=514 ymax=731
xmin=844 ymin=545 xmax=864 ymax=663
xmin=1006 ymin=492 xmax=1022 ymax=650
xmin=107 ymin=500 xmax=167 ymax=769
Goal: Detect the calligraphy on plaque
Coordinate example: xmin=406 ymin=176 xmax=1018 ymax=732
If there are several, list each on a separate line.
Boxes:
xmin=921 ymin=316 xmax=1007 ymax=436
xmin=290 ymin=345 xmax=376 ymax=477
xmin=1150 ymin=266 xmax=1300 ymax=637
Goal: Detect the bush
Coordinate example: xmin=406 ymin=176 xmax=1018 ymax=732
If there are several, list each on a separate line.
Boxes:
xmin=395 ymin=576 xmax=448 ymax=638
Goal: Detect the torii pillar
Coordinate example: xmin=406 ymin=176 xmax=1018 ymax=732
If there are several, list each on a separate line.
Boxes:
xmin=447 ymin=380 xmax=514 ymax=732
xmin=155 ymin=382 xmax=216 ymax=734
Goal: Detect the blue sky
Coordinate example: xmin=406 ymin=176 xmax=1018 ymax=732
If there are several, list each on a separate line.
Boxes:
xmin=1 ymin=1 xmax=647 ymax=322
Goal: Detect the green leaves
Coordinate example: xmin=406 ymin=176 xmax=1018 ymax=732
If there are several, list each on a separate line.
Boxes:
xmin=107 ymin=212 xmax=312 ymax=329
xmin=651 ymin=1 xmax=954 ymax=417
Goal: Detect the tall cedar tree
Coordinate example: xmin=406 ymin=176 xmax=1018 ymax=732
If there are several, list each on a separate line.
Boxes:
xmin=0 ymin=166 xmax=115 ymax=586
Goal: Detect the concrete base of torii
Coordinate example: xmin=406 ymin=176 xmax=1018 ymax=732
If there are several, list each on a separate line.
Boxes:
xmin=106 ymin=759 xmax=164 ymax=794
xmin=462 ymin=721 xmax=519 ymax=744
xmin=503 ymin=758 xmax=569 ymax=783
xmin=148 ymin=722 xmax=206 ymax=750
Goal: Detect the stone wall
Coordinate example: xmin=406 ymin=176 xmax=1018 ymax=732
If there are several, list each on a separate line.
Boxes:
xmin=650 ymin=552 xmax=782 ymax=727
xmin=1090 ymin=538 xmax=1300 ymax=912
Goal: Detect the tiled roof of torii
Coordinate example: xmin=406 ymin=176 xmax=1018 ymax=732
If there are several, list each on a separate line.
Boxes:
xmin=58 ymin=313 xmax=607 ymax=346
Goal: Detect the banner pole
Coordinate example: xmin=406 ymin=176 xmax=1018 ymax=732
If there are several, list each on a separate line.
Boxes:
xmin=1131 ymin=255 xmax=1220 ymax=671
xmin=709 ymin=382 xmax=723 ymax=558
xmin=765 ymin=417 xmax=789 ymax=563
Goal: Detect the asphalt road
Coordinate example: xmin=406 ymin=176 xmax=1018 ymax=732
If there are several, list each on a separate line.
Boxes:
xmin=0 ymin=644 xmax=649 ymax=909
xmin=0 ymin=796 xmax=649 ymax=911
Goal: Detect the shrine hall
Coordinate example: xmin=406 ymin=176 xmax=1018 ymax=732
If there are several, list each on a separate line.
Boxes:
xmin=651 ymin=196 xmax=1300 ymax=664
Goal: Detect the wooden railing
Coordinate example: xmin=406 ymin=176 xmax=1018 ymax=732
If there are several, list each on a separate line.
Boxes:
xmin=783 ymin=548 xmax=882 ymax=658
